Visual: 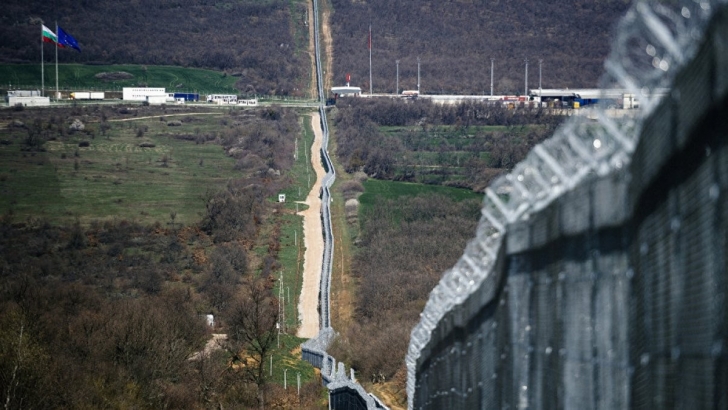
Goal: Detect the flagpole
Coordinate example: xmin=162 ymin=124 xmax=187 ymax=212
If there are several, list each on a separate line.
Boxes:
xmin=55 ymin=21 xmax=59 ymax=100
xmin=41 ymin=23 xmax=44 ymax=96
xmin=369 ymin=24 xmax=372 ymax=96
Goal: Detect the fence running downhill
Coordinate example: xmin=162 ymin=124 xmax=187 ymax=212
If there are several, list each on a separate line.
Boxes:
xmin=406 ymin=1 xmax=728 ymax=409
xmin=301 ymin=0 xmax=389 ymax=408
xmin=302 ymin=0 xmax=728 ymax=408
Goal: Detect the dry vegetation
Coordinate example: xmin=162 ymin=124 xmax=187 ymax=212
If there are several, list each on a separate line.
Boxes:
xmin=330 ymin=0 xmax=630 ymax=93
xmin=329 ymin=191 xmax=481 ymax=405
xmin=332 ymin=98 xmax=563 ymax=191
xmin=328 ymin=97 xmax=569 ymax=406
xmin=0 ymin=0 xmax=309 ymax=95
xmin=0 ymin=105 xmax=325 ymax=409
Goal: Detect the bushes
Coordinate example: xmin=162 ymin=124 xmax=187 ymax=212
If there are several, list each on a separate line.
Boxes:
xmin=200 ymin=183 xmax=265 ymax=243
xmin=0 ymin=104 xmax=316 ymax=408
xmin=330 ymin=194 xmax=480 ymax=386
xmin=333 ymin=98 xmax=560 ymax=188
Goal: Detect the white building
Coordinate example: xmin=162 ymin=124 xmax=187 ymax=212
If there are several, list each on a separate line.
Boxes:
xmin=6 ymin=90 xmax=50 ymax=107
xmin=146 ymin=95 xmax=167 ymax=105
xmin=331 ymin=86 xmax=361 ymax=98
xmin=7 ymin=90 xmax=41 ymax=98
xmin=7 ymin=96 xmax=50 ymax=107
xmin=206 ymin=94 xmax=238 ymax=104
xmin=123 ymin=87 xmax=166 ymax=101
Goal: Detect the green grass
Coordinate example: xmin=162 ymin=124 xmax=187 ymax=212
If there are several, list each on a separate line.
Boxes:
xmin=0 ymin=63 xmax=240 ymax=95
xmin=380 ymin=124 xmax=516 ymax=135
xmin=280 ymin=115 xmax=315 ymax=203
xmin=0 ymin=114 xmax=239 ymax=225
xmin=358 ymin=179 xmax=482 ymax=209
xmin=0 ymin=147 xmax=63 ymax=218
xmin=272 ymin=211 xmax=305 ymax=332
xmin=271 ymin=114 xmax=314 ymax=332
xmin=269 ymin=334 xmax=317 ymax=386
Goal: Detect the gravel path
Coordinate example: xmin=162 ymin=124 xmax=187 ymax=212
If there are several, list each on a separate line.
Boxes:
xmin=296 ymin=112 xmax=326 ymax=338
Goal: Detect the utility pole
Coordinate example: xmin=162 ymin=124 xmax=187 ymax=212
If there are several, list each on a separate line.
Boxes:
xmin=396 ymin=59 xmax=400 ymax=95
xmin=55 ymin=21 xmax=59 ymax=99
xmin=539 ymin=58 xmax=543 ymax=101
xmin=369 ymin=24 xmax=372 ymax=96
xmin=41 ymin=21 xmax=44 ymax=97
xmin=524 ymin=58 xmax=528 ymax=97
xmin=490 ymin=58 xmax=494 ymax=96
xmin=417 ymin=56 xmax=421 ymax=94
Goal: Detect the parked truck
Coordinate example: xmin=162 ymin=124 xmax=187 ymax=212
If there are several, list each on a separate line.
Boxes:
xmin=70 ymin=92 xmax=104 ymax=100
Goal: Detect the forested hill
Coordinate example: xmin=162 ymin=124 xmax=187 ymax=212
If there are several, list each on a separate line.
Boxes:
xmin=0 ymin=0 xmax=309 ymax=95
xmin=330 ymin=0 xmax=631 ymax=94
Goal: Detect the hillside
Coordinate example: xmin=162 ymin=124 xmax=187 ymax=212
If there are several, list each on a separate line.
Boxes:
xmin=0 ymin=0 xmax=310 ymax=95
xmin=2 ymin=0 xmax=629 ymax=96
xmin=328 ymin=0 xmax=631 ymax=94
xmin=0 ymin=104 xmax=326 ymax=408
xmin=0 ymin=64 xmax=240 ymax=94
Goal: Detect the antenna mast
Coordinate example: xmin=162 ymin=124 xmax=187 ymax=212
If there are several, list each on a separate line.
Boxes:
xmin=417 ymin=57 xmax=421 ymax=94
xmin=490 ymin=58 xmax=494 ymax=96
xmin=524 ymin=58 xmax=528 ymax=97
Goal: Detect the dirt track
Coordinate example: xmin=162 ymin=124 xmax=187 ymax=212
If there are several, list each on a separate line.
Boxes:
xmin=296 ymin=113 xmax=326 ymax=338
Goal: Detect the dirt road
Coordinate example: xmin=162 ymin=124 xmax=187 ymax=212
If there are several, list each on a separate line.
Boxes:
xmin=188 ymin=333 xmax=227 ymax=361
xmin=296 ymin=113 xmax=326 ymax=338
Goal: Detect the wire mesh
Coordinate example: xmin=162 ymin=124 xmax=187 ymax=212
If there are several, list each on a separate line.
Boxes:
xmin=407 ymin=1 xmax=728 ymax=409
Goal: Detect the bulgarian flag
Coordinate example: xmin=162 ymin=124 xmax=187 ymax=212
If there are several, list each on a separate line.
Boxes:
xmin=42 ymin=24 xmax=59 ymax=45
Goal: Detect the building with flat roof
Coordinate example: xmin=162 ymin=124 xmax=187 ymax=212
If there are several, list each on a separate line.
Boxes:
xmin=330 ymin=86 xmax=361 ymax=98
xmin=123 ymin=87 xmax=166 ymax=101
xmin=6 ymin=90 xmax=49 ymax=107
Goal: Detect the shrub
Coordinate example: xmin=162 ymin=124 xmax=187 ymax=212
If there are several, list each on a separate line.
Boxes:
xmin=340 ymin=180 xmax=364 ymax=200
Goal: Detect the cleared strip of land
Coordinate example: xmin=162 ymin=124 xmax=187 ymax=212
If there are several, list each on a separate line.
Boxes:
xmin=296 ymin=113 xmax=326 ymax=338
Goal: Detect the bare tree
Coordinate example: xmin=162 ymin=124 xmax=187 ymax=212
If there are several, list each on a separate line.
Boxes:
xmin=224 ymin=278 xmax=279 ymax=409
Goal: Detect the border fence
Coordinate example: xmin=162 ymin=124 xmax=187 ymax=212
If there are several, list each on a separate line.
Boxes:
xmin=406 ymin=1 xmax=728 ymax=409
xmin=301 ymin=0 xmax=389 ymax=408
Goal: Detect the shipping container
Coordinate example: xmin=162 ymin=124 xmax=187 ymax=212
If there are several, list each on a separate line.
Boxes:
xmin=173 ymin=92 xmax=200 ymax=102
xmin=70 ymin=92 xmax=105 ymax=100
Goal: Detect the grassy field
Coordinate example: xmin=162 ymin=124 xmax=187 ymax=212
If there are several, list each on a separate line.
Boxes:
xmin=0 ymin=63 xmax=240 ymax=95
xmin=0 ymin=111 xmax=239 ymax=226
xmin=270 ymin=334 xmax=318 ymax=385
xmin=375 ymin=123 xmax=548 ymax=185
xmin=274 ymin=114 xmax=314 ymax=331
xmin=358 ymin=179 xmax=482 ymax=210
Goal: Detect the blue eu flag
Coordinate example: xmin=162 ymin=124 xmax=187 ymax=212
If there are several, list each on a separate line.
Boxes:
xmin=57 ymin=26 xmax=81 ymax=52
